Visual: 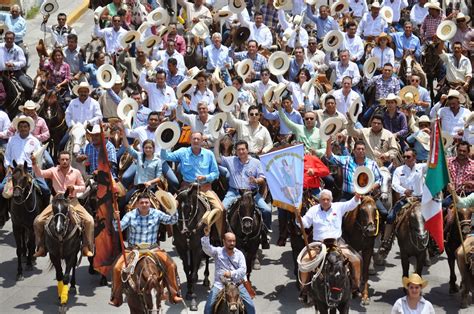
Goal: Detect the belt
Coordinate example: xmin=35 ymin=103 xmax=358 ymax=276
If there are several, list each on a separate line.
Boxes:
xmin=182 ymin=181 xmax=212 ymax=192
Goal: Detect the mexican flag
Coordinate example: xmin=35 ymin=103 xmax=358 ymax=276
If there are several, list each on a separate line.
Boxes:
xmin=421 ymin=118 xmax=450 ymax=253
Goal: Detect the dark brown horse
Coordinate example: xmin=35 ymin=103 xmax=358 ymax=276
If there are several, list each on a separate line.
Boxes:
xmin=342 ymin=196 xmax=378 ymax=305
xmin=184 ymin=31 xmax=206 ymax=69
xmin=0 ymin=152 xmax=8 ymax=228
xmin=38 ymin=90 xmax=67 ymax=161
xmin=457 ymin=235 xmax=474 ymax=309
xmin=421 ymin=41 xmax=443 ymax=102
xmin=212 ymin=280 xmax=245 ymax=314
xmin=32 ymin=69 xmax=49 ymax=102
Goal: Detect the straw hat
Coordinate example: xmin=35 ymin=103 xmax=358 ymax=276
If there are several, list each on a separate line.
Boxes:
xmin=442 ymin=132 xmax=454 ymax=148
xmin=402 ymin=273 xmax=428 ymax=289
xmin=456 ymin=12 xmax=471 ymax=24
xmin=305 ymin=0 xmax=319 ymax=5
xmin=120 ymin=30 xmax=141 ymax=48
xmin=208 ymin=112 xmax=227 ymax=139
xmin=142 ymin=35 xmax=162 ymax=53
xmin=215 ymin=8 xmax=233 ymax=20
xmin=86 ymin=124 xmax=102 ymax=135
xmin=436 ymin=20 xmax=457 ymax=41
xmin=263 ymin=85 xmax=276 ymax=108
xmin=319 ymin=117 xmax=344 ymax=141
xmin=348 ymin=98 xmax=363 ymax=123
xmin=155 ymin=189 xmax=177 ymax=215
xmin=72 ymin=81 xmax=93 ymax=96
xmin=235 ymin=59 xmax=253 ymax=81
xmin=0 ymin=23 xmax=9 ymax=36
xmin=302 ymin=75 xmax=317 ymax=96
xmin=117 ymin=98 xmax=139 ymax=121
xmin=417 ymin=115 xmax=431 ymax=126
xmin=268 ymin=51 xmax=290 ymax=76
xmin=154 ymin=121 xmax=180 ymax=149
xmin=137 ymin=21 xmax=152 ymax=34
xmin=445 ymin=89 xmax=466 ymax=103
xmin=380 ymin=6 xmax=394 ymax=24
xmin=415 ymin=130 xmax=431 ymax=151
xmin=363 ymin=57 xmax=379 ymax=79
xmin=176 ymin=79 xmax=197 ymax=99
xmin=33 ymin=143 xmax=49 ymax=170
xmin=12 ymin=115 xmax=35 ymax=131
xmin=147 ymin=7 xmax=170 ymax=26
xmin=322 ymin=30 xmax=344 ymax=52
xmin=376 ymin=32 xmax=392 ymax=44
xmin=272 ymin=83 xmax=287 ymax=103
xmin=330 ymin=0 xmax=349 ymax=16
xmin=380 ymin=93 xmax=402 ymax=106
xmin=155 ymin=25 xmax=171 ymax=38
xmin=191 ymin=21 xmax=210 ymax=40
xmin=400 ymin=86 xmax=420 ymax=104
xmin=424 ymin=1 xmax=442 ymax=11
xmin=96 ymin=64 xmax=117 ymax=89
xmin=19 ymin=100 xmax=40 ymax=112
xmin=274 ymin=0 xmax=293 ymax=10
xmin=40 ymin=0 xmax=59 ymax=16
xmin=229 ymin=0 xmax=246 ymax=14
xmin=217 ymin=86 xmax=239 ymax=112
xmin=353 ymin=166 xmax=375 ymax=195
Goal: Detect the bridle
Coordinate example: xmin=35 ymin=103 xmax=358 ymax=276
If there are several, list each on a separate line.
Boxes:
xmin=136 ymin=256 xmax=163 ymax=314
xmin=177 ymin=185 xmax=203 ymax=237
xmin=323 ymin=251 xmax=348 ymax=309
xmin=354 ymin=201 xmax=379 ymax=238
xmin=12 ymin=174 xmax=37 ymax=212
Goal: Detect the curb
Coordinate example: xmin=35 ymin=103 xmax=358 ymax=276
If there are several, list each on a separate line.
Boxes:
xmin=67 ymin=0 xmax=90 ymax=26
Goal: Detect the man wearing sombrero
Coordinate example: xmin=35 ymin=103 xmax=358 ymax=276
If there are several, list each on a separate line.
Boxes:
xmin=437 ymin=89 xmax=470 ymax=137
xmin=449 ymin=13 xmax=472 ymax=48
xmin=420 ymin=1 xmax=444 ymax=42
xmin=356 ymin=2 xmax=388 ymax=40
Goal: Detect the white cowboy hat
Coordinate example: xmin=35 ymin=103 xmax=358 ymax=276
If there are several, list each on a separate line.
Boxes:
xmin=96 ymin=64 xmax=117 ymax=89
xmin=322 ymin=30 xmax=344 ymax=52
xmin=353 ymin=166 xmax=375 ymax=195
xmin=348 ymin=97 xmax=363 ymax=123
xmin=12 ymin=115 xmax=35 ymax=131
xmin=363 ymin=57 xmax=379 ymax=79
xmin=155 ymin=189 xmax=177 ymax=215
xmin=305 ymin=0 xmax=319 ymax=5
xmin=273 ymin=83 xmax=287 ymax=103
xmin=417 ymin=115 xmax=431 ymax=126
xmin=380 ymin=6 xmax=394 ymax=24
xmin=142 ymin=35 xmax=162 ymax=53
xmin=120 ymin=30 xmax=141 ymax=48
xmin=0 ymin=23 xmax=9 ymax=36
xmin=436 ymin=20 xmax=457 ymax=41
xmin=87 ymin=124 xmax=102 ymax=135
xmin=229 ymin=0 xmax=246 ymax=14
xmin=154 ymin=121 xmax=180 ymax=150
xmin=319 ymin=117 xmax=344 ymax=141
xmin=415 ymin=131 xmax=431 ymax=151
xmin=456 ymin=12 xmax=471 ymax=24
xmin=94 ymin=6 xmax=105 ymax=19
xmin=40 ymin=0 xmax=59 ymax=16
xmin=400 ymin=86 xmax=420 ymax=104
xmin=464 ymin=112 xmax=474 ymax=125
xmin=72 ymin=81 xmax=93 ymax=96
xmin=291 ymin=15 xmax=304 ymax=26
xmin=370 ymin=1 xmax=382 ymax=9
xmin=268 ymin=51 xmax=290 ymax=76
xmin=274 ymin=0 xmax=293 ymax=10
xmin=208 ymin=112 xmax=227 ymax=139
xmin=235 ymin=59 xmax=253 ymax=81
xmin=302 ymin=75 xmax=317 ymax=96
xmin=441 ymin=132 xmax=454 ymax=148
xmin=187 ymin=66 xmax=202 ymax=79
xmin=211 ymin=66 xmax=224 ymax=85
xmin=445 ymin=89 xmax=466 ymax=104
xmin=215 ymin=8 xmax=233 ymax=20
xmin=117 ymin=98 xmax=139 ymax=121
xmin=380 ymin=93 xmax=402 ymax=106
xmin=147 ymin=7 xmax=170 ymax=26
xmin=137 ymin=21 xmax=152 ymax=34
xmin=123 ymin=110 xmax=135 ymax=130
xmin=330 ymin=0 xmax=349 ymax=16
xmin=155 ymin=25 xmax=171 ymax=38
xmin=191 ymin=21 xmax=210 ymax=40
xmin=33 ymin=143 xmax=49 ymax=170
xmin=282 ymin=27 xmax=295 ymax=42
xmin=19 ymin=100 xmax=40 ymax=112
xmin=176 ymin=79 xmax=197 ymax=99
xmin=263 ymin=87 xmax=276 ymax=111
xmin=424 ymin=1 xmax=442 ymax=11
xmin=217 ymin=86 xmax=239 ymax=112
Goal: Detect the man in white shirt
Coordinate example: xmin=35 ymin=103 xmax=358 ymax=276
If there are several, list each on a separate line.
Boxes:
xmin=305 ymin=37 xmax=328 ymax=73
xmin=348 ymin=0 xmax=369 ymax=21
xmin=325 ymin=50 xmax=361 ymax=90
xmin=437 ymin=42 xmax=472 ymax=91
xmin=278 ymin=10 xmax=309 ymax=49
xmin=93 ymin=14 xmax=127 ymax=55
xmin=237 ymin=11 xmax=272 ymax=49
xmin=356 ymin=1 xmax=388 ymax=39
xmin=154 ymin=39 xmax=186 ymax=76
xmin=203 ymin=32 xmax=232 ymax=85
xmin=177 ymin=0 xmax=212 ymax=29
xmin=438 ymin=89 xmax=470 ymax=137
xmin=333 ymin=76 xmax=361 ymax=114
xmin=381 ymin=0 xmax=408 ymax=30
xmin=341 ymin=21 xmax=365 ymax=64
xmin=40 ymin=12 xmax=76 ymax=48
xmin=242 ymin=68 xmax=276 ymax=104
xmin=139 ymin=68 xmax=177 ymax=115
xmin=410 ymin=0 xmax=429 ymax=29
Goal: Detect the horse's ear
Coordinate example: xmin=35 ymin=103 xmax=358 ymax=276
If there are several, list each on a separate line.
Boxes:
xmin=12 ymin=160 xmax=17 ymax=168
xmin=23 ymin=160 xmax=28 ymax=170
xmin=64 ymin=188 xmax=70 ymax=199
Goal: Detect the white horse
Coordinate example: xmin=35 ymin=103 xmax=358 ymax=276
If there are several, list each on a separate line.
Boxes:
xmin=65 ymin=121 xmax=88 ymax=177
xmin=379 ymin=166 xmax=393 ymax=212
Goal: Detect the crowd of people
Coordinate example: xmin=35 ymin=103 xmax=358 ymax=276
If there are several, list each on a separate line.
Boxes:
xmin=0 ymin=0 xmax=473 ymax=312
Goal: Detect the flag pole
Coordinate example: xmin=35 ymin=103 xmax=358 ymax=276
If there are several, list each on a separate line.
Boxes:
xmin=294 ymin=203 xmax=313 ymax=260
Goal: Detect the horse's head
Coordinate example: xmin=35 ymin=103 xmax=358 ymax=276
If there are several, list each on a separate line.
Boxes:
xmin=408 ymin=203 xmax=429 ymax=250
xmin=32 ymin=69 xmax=49 ymax=101
xmin=176 ymin=183 xmax=203 ymax=236
xmin=39 ymin=90 xmax=59 ymax=121
xmin=52 ymin=191 xmax=71 ymax=235
xmin=379 ymin=167 xmax=392 ymax=202
xmin=456 ymin=206 xmax=472 ymax=237
xmin=139 ymin=257 xmax=164 ymax=313
xmin=403 ymin=52 xmax=414 ymax=78
xmin=11 ymin=161 xmax=31 ymax=199
xmin=324 ymin=250 xmax=350 ymax=308
xmin=68 ymin=122 xmax=87 ymax=154
xmin=358 ymin=196 xmax=378 ymax=237
xmin=223 ymin=281 xmax=242 ymax=313
xmin=184 ymin=32 xmax=196 ymax=55
xmin=238 ymin=190 xmax=257 ymax=234
xmin=107 ymin=119 xmax=123 ymax=149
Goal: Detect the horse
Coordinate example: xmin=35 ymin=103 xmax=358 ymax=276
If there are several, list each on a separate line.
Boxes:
xmin=184 ymin=31 xmax=206 ymax=70
xmin=0 ymin=72 xmax=26 ymax=120
xmin=65 ymin=122 xmax=88 ymax=177
xmin=310 ymin=242 xmax=352 ymax=314
xmin=444 ymin=204 xmax=472 ymax=294
xmin=212 ymin=279 xmax=245 ymax=314
xmin=457 ymin=235 xmax=474 ymax=309
xmin=32 ymin=69 xmax=49 ymax=102
xmin=379 ymin=166 xmax=393 ymax=213
xmin=395 ymin=198 xmax=429 ymax=278
xmin=0 ymin=152 xmax=8 ymax=228
xmin=123 ymin=253 xmax=166 ymax=314
xmin=342 ymin=196 xmax=379 ymax=305
xmin=174 ymin=183 xmax=212 ymax=311
xmin=398 ymin=51 xmax=427 ymax=88
xmin=38 ymin=90 xmax=67 ymax=161
xmin=10 ymin=161 xmax=44 ymax=280
xmin=421 ymin=41 xmax=443 ymax=102
xmin=227 ymin=190 xmax=262 ymax=281
xmin=45 ymin=192 xmax=81 ymax=307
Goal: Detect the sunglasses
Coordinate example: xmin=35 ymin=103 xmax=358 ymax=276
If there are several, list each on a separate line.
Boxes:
xmin=305 ymin=117 xmax=315 ymax=121
xmin=411 ymin=79 xmax=419 ymax=82
xmin=249 ymin=113 xmax=260 ymax=117
xmin=403 ymin=155 xmax=413 ymax=159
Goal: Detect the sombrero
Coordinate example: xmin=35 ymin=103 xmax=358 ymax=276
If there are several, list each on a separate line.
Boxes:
xmin=40 ymin=0 xmax=59 ymax=16
xmin=353 ymin=166 xmax=375 ymax=195
xmin=33 ymin=143 xmax=49 ymax=170
xmin=236 ymin=59 xmax=253 ymax=81
xmin=137 ymin=21 xmax=151 ymax=34
xmin=233 ymin=26 xmax=250 ymax=46
xmin=274 ymin=0 xmax=293 ymax=10
xmin=268 ymin=51 xmax=290 ymax=76
xmin=402 ymin=273 xmax=428 ymax=289
xmin=155 ymin=25 xmax=171 ymax=38
xmin=215 ymin=8 xmax=233 ymax=20
xmin=348 ymin=98 xmax=363 ymax=123
xmin=96 ymin=64 xmax=117 ymax=89
xmin=155 ymin=189 xmax=177 ymax=215
xmin=417 ymin=115 xmax=431 ymax=126
xmin=123 ymin=110 xmax=135 ymax=130
xmin=272 ymin=83 xmax=287 ymax=103
xmin=142 ymin=35 xmax=161 ymax=53
xmin=86 ymin=124 xmax=102 ymax=135
xmin=379 ymin=93 xmax=402 ymax=106
xmin=229 ymin=0 xmax=246 ymax=14
xmin=191 ymin=21 xmax=210 ymax=40
xmin=12 ymin=115 xmax=35 ymax=131
xmin=363 ymin=57 xmax=379 ymax=79
xmin=19 ymin=100 xmax=40 ymax=112
xmin=380 ymin=6 xmax=394 ymax=24
xmin=217 ymin=86 xmax=238 ymax=112
xmin=319 ymin=117 xmax=344 ymax=141
xmin=147 ymin=7 xmax=170 ymax=26
xmin=445 ymin=89 xmax=466 ymax=104
xmin=456 ymin=12 xmax=471 ymax=24
xmin=400 ymin=86 xmax=420 ymax=104
xmin=187 ymin=66 xmax=202 ymax=79
xmin=120 ymin=30 xmax=141 ymax=48
xmin=176 ymin=79 xmax=197 ymax=99
xmin=319 ymin=90 xmax=335 ymax=109
xmin=330 ymin=0 xmax=349 ymax=16
xmin=370 ymin=1 xmax=382 ymax=9
xmin=436 ymin=20 xmax=457 ymax=41
xmin=263 ymin=85 xmax=276 ymax=108
xmin=302 ymin=75 xmax=317 ymax=95
xmin=208 ymin=112 xmax=227 ymax=139
xmin=415 ymin=131 xmax=431 ymax=151
xmin=72 ymin=81 xmax=93 ymax=96
xmin=154 ymin=121 xmax=180 ymax=149
xmin=322 ymin=30 xmax=344 ymax=52
xmin=117 ymin=98 xmax=139 ymax=121
xmin=424 ymin=1 xmax=442 ymax=11
xmin=441 ymin=132 xmax=454 ymax=148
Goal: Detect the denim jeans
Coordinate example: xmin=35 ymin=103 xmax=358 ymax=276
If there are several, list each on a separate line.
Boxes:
xmin=121 ymin=161 xmax=180 ymax=193
xmin=204 ymin=285 xmax=255 ymax=314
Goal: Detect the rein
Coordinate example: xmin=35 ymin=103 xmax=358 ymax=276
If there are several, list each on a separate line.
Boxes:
xmin=135 ymin=256 xmax=163 ymax=313
xmin=177 ymin=185 xmax=205 ymax=236
xmin=12 ymin=177 xmax=37 ymax=212
xmin=236 ymin=201 xmax=261 ymax=240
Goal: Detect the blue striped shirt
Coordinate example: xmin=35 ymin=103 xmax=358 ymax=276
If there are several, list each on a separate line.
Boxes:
xmin=221 ymin=156 xmax=265 ymax=190
xmin=82 ymin=141 xmax=117 ymax=175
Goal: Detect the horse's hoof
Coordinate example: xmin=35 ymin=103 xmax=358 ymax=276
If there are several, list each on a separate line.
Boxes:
xmin=203 ymin=278 xmax=210 ymax=287
xmin=69 ymin=286 xmax=77 ymax=295
xmin=460 ymin=301 xmax=468 ymax=309
xmin=99 ymin=277 xmax=108 ymax=286
xmin=16 ymin=274 xmax=24 ymax=281
xmin=361 ymin=297 xmax=370 ymax=306
xmin=190 ymin=299 xmax=198 ymax=311
xmin=253 ymin=258 xmax=261 ymax=270
xmin=449 ymin=284 xmax=459 ymax=294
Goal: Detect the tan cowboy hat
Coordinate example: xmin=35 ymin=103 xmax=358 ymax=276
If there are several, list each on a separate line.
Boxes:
xmin=376 ymin=32 xmax=392 ymax=44
xmin=445 ymin=89 xmax=466 ymax=103
xmin=400 ymin=86 xmax=420 ymax=104
xmin=348 ymin=98 xmax=363 ymax=123
xmin=96 ymin=64 xmax=117 ymax=89
xmin=274 ymin=0 xmax=293 ymax=10
xmin=380 ymin=6 xmax=394 ymax=24
xmin=415 ymin=131 xmax=431 ymax=151
xmin=424 ymin=1 xmax=442 ymax=11
xmin=322 ymin=30 xmax=344 ymax=52
xmin=236 ymin=59 xmax=253 ymax=81
xmin=0 ymin=23 xmax=9 ymax=36
xmin=442 ymin=131 xmax=454 ymax=148
xmin=120 ymin=30 xmax=141 ymax=48
xmin=40 ymin=0 xmax=59 ymax=16
xmin=137 ymin=21 xmax=152 ymax=34
xmin=273 ymin=83 xmax=287 ymax=103
xmin=370 ymin=1 xmax=382 ymax=9
xmin=192 ymin=21 xmax=210 ymax=40
xmin=218 ymin=86 xmax=239 ymax=112
xmin=417 ymin=115 xmax=431 ymax=126
xmin=155 ymin=189 xmax=177 ymax=215
xmin=117 ymin=98 xmax=139 ymax=121
xmin=319 ymin=117 xmax=344 ymax=141
xmin=402 ymin=273 xmax=428 ymax=289
xmin=353 ymin=166 xmax=375 ymax=195
xmin=142 ymin=35 xmax=162 ymax=53
xmin=19 ymin=100 xmax=40 ymax=112
xmin=456 ymin=12 xmax=471 ymax=24
xmin=436 ymin=20 xmax=457 ymax=41
xmin=72 ymin=81 xmax=93 ymax=96
xmin=201 ymin=208 xmax=222 ymax=228
xmin=268 ymin=51 xmax=290 ymax=76
xmin=380 ymin=93 xmax=402 ymax=106
xmin=233 ymin=26 xmax=251 ymax=46
xmin=154 ymin=121 xmax=180 ymax=149
xmin=147 ymin=7 xmax=170 ymax=26
xmin=363 ymin=57 xmax=379 ymax=79
xmin=330 ymin=0 xmax=349 ymax=16
xmin=263 ymin=85 xmax=276 ymax=108
xmin=215 ymin=8 xmax=233 ymax=20
xmin=12 ymin=115 xmax=35 ymax=131
xmin=87 ymin=124 xmax=102 ymax=135
xmin=211 ymin=66 xmax=224 ymax=85
xmin=229 ymin=0 xmax=246 ymax=14
xmin=155 ymin=25 xmax=171 ymax=38
xmin=187 ymin=66 xmax=202 ymax=79
xmin=208 ymin=112 xmax=227 ymax=139
xmin=176 ymin=79 xmax=197 ymax=99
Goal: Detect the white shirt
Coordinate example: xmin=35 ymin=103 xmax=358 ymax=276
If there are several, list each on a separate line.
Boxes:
xmin=357 ymin=13 xmax=388 ymax=38
xmin=185 ymin=86 xmax=215 ymax=113
xmin=410 ymin=3 xmax=428 ymax=26
xmin=439 ymin=52 xmax=473 ymax=84
xmin=348 ymin=0 xmax=369 ymax=18
xmin=306 ymin=49 xmax=328 ymax=72
xmin=138 ymin=71 xmax=177 ymax=115
xmin=0 ymin=43 xmax=26 ymax=70
xmin=326 ymin=58 xmax=362 ymax=86
xmin=65 ymin=97 xmax=103 ymax=127
xmin=154 ymin=50 xmax=186 ymax=76
xmin=237 ymin=13 xmax=273 ymax=49
xmin=278 ymin=10 xmax=309 ymax=49
xmin=438 ymin=107 xmax=471 ymax=137
xmin=391 ymin=296 xmax=435 ymax=314
xmin=333 ymin=88 xmax=361 ymax=114
xmin=392 ymin=163 xmax=426 ymax=197
xmin=176 ymin=107 xmax=221 ymax=147
xmin=243 ymin=79 xmax=277 ymax=104
xmin=370 ymin=46 xmax=395 ymax=68
xmin=342 ymin=33 xmax=365 ymax=61
xmin=381 ymin=0 xmax=408 ymax=23
xmin=126 ymin=125 xmax=162 ymax=151
xmin=226 ymin=113 xmax=273 ymax=154
xmin=93 ymin=25 xmax=127 ymax=54
xmin=0 ymin=110 xmax=11 ymax=139
xmin=4 ymin=133 xmax=41 ymax=167
xmin=301 ymin=197 xmax=360 ymax=241
xmin=278 ymin=76 xmax=316 ymax=111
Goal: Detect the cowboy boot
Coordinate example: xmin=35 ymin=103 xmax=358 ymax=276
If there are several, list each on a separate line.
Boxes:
xmin=375 ymin=223 xmax=395 ymax=265
xmin=109 ymin=263 xmax=124 ymax=307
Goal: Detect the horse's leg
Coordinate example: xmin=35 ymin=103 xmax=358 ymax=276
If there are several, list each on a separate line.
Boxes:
xmin=447 ymin=249 xmax=459 ymax=294
xmin=12 ymin=225 xmax=24 ymax=280
xmin=401 ymin=251 xmax=410 ymax=279
xmin=203 ymin=256 xmax=210 ymax=288
xmin=70 ymin=263 xmax=77 ymax=294
xmin=361 ymin=247 xmax=372 ymax=305
xmin=188 ymin=246 xmax=200 ymax=311
xmin=51 ymin=256 xmax=65 ymax=300
xmin=25 ymin=228 xmax=35 ymax=270
xmin=415 ymin=251 xmax=425 ymax=277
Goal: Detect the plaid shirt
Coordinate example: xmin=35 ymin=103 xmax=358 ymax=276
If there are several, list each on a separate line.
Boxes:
xmin=82 ymin=141 xmax=117 ymax=175
xmin=234 ymin=51 xmax=268 ymax=80
xmin=113 ymin=208 xmax=178 ymax=246
xmin=261 ymin=5 xmax=279 ymax=28
xmin=366 ymin=75 xmax=401 ymax=103
xmin=448 ymin=157 xmax=474 ymax=193
xmin=421 ymin=14 xmax=444 ymax=41
xmin=328 ymin=155 xmax=382 ymax=194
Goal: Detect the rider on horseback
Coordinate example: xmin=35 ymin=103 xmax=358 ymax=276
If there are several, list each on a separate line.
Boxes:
xmin=110 ymin=193 xmax=182 ymax=306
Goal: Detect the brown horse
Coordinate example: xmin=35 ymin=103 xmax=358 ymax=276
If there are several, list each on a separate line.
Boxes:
xmin=457 ymin=235 xmax=474 ymax=309
xmin=212 ymin=280 xmax=245 ymax=314
xmin=342 ymin=196 xmax=378 ymax=305
xmin=32 ymin=69 xmax=49 ymax=102
xmin=398 ymin=51 xmax=427 ymax=87
xmin=38 ymin=90 xmax=67 ymax=161
xmin=0 ymin=152 xmax=8 ymax=228
xmin=421 ymin=41 xmax=443 ymax=102
xmin=444 ymin=205 xmax=472 ymax=294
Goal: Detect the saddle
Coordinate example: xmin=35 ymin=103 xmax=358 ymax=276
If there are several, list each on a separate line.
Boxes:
xmin=394 ymin=197 xmax=421 ymax=230
xmin=121 ymin=244 xmax=165 ymax=290
xmin=45 ymin=205 xmax=82 ymax=241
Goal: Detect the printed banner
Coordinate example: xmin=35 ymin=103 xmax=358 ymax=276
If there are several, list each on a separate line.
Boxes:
xmin=260 ymin=144 xmax=305 ymax=212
